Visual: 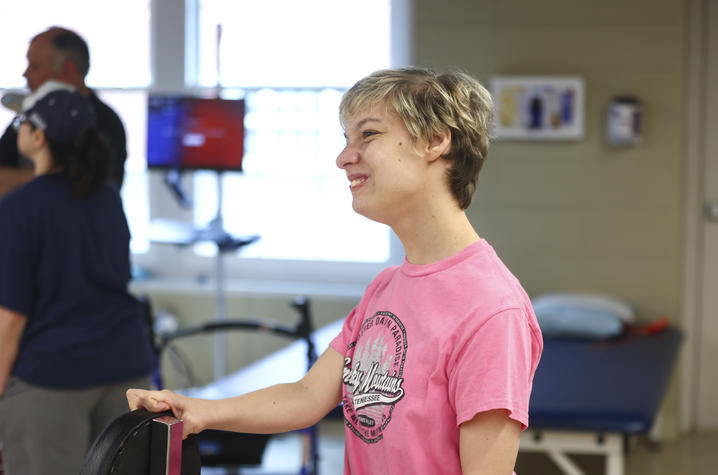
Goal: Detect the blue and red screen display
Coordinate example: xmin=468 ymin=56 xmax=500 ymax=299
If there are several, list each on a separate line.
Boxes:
xmin=147 ymin=96 xmax=245 ymax=171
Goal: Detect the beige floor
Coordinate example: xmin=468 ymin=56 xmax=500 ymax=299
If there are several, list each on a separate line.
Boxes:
xmin=508 ymin=431 xmax=717 ymax=475
xmin=624 ymin=431 xmax=718 ymax=475
xmin=202 ymin=424 xmax=718 ymax=474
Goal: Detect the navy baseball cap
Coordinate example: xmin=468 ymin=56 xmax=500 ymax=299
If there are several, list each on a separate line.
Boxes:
xmin=21 ymin=80 xmax=95 ymax=144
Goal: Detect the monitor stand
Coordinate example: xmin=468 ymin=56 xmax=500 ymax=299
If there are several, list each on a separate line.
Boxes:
xmin=149 ymin=170 xmax=259 ymax=380
xmin=163 ymin=168 xmax=192 ymax=208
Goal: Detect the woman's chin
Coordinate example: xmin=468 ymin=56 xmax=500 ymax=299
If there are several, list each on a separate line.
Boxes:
xmin=351 ymin=201 xmax=392 ymax=226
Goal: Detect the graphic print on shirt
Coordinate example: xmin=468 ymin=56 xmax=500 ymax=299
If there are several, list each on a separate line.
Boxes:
xmin=342 ymin=311 xmax=407 ymax=443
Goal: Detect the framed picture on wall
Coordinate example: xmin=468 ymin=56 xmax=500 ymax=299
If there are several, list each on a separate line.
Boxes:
xmin=490 ymin=76 xmax=585 ymax=141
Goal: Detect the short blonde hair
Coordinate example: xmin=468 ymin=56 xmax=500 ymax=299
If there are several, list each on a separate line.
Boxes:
xmin=340 ymin=67 xmax=493 ymax=209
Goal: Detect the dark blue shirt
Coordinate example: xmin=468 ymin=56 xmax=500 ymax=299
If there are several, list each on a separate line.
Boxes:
xmin=0 ymin=173 xmax=153 ymax=388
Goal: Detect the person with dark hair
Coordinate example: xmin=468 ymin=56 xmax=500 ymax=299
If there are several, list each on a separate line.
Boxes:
xmin=0 ymin=84 xmax=154 ymax=475
xmin=127 ymin=68 xmax=543 ymax=474
xmin=0 ymin=26 xmax=127 ymax=196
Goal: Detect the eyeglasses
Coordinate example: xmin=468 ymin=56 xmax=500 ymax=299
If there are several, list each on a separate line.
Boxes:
xmin=12 ymin=114 xmax=30 ymax=132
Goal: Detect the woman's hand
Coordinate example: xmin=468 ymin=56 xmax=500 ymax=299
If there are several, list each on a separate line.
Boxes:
xmin=0 ymin=306 xmax=27 ymax=397
xmin=125 ymin=347 xmax=344 ymax=438
xmin=126 ymin=388 xmax=208 ymax=438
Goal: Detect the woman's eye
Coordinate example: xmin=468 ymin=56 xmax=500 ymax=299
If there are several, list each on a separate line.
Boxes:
xmin=362 ymin=130 xmax=377 ymax=139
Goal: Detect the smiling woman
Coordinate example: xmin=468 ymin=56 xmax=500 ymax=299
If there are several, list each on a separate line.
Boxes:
xmin=337 ymin=103 xmax=440 ymax=227
xmin=125 ymin=67 xmax=543 ymax=475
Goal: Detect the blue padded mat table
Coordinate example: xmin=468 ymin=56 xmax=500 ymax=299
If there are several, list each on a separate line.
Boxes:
xmin=529 ymin=327 xmax=682 ymax=434
xmin=521 ymin=327 xmax=682 ymax=475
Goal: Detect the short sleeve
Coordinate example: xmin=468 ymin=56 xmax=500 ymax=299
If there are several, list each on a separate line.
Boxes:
xmin=0 ymin=199 xmax=34 ymax=316
xmin=448 ymin=308 xmax=537 ymax=430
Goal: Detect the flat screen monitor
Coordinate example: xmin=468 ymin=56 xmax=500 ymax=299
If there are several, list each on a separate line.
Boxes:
xmin=146 ymin=95 xmax=245 ymax=171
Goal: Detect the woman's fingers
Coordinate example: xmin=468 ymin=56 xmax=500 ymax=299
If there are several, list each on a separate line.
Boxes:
xmin=126 ymin=388 xmax=203 ymax=438
xmin=126 ymin=388 xmax=172 ymax=412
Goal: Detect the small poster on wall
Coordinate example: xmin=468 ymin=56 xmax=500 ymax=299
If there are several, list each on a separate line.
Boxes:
xmin=491 ymin=76 xmax=585 ymax=141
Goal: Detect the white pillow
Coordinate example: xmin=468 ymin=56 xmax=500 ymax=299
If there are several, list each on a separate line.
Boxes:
xmin=531 ymin=292 xmax=635 ymax=340
xmin=531 ymin=292 xmax=635 ymax=323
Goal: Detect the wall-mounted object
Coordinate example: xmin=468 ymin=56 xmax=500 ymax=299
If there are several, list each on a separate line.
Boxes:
xmin=491 ymin=76 xmax=585 ymax=141
xmin=606 ymin=96 xmax=642 ymax=145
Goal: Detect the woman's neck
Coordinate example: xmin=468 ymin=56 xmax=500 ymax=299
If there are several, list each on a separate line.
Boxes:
xmin=31 ymin=148 xmax=60 ymax=176
xmin=394 ymin=205 xmax=480 ymax=266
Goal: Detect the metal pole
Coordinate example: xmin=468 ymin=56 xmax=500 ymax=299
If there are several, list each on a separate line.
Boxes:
xmin=213 ymin=22 xmax=227 ymax=380
xmin=214 ymin=172 xmax=227 ymax=379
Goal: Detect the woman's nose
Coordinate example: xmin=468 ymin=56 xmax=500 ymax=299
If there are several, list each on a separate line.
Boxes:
xmin=336 ymin=145 xmax=358 ymax=169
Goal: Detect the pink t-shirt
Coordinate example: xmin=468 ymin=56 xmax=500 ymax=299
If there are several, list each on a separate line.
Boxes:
xmin=329 ymin=239 xmax=543 ymax=474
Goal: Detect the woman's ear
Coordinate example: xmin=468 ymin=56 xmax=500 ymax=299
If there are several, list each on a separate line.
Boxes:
xmin=425 ymin=129 xmax=451 ymax=162
xmin=30 ymin=127 xmax=47 ymax=148
xmin=22 ymin=127 xmax=47 ymax=156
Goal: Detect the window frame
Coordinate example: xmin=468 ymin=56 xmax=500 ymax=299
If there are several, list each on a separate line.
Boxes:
xmin=129 ymin=0 xmax=413 ymax=297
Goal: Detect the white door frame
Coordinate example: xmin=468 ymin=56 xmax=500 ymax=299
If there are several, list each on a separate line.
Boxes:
xmin=681 ymin=0 xmax=717 ymax=431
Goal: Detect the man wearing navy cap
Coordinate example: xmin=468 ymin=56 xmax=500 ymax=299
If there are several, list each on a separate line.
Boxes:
xmin=0 ymin=26 xmax=127 ymax=196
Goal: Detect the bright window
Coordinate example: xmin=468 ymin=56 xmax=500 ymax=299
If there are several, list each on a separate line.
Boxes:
xmin=0 ymin=1 xmax=151 ymax=255
xmin=197 ymin=0 xmax=391 ymax=88
xmin=190 ymin=0 xmax=396 ymax=265
xmin=0 ymin=0 xmax=151 ymax=88
xmin=100 ymin=90 xmax=151 ymax=254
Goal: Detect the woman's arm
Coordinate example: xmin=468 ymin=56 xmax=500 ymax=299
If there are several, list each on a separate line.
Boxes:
xmin=0 ymin=306 xmax=27 ymax=396
xmin=459 ymin=409 xmax=521 ymax=475
xmin=127 ymin=346 xmax=345 ymax=438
